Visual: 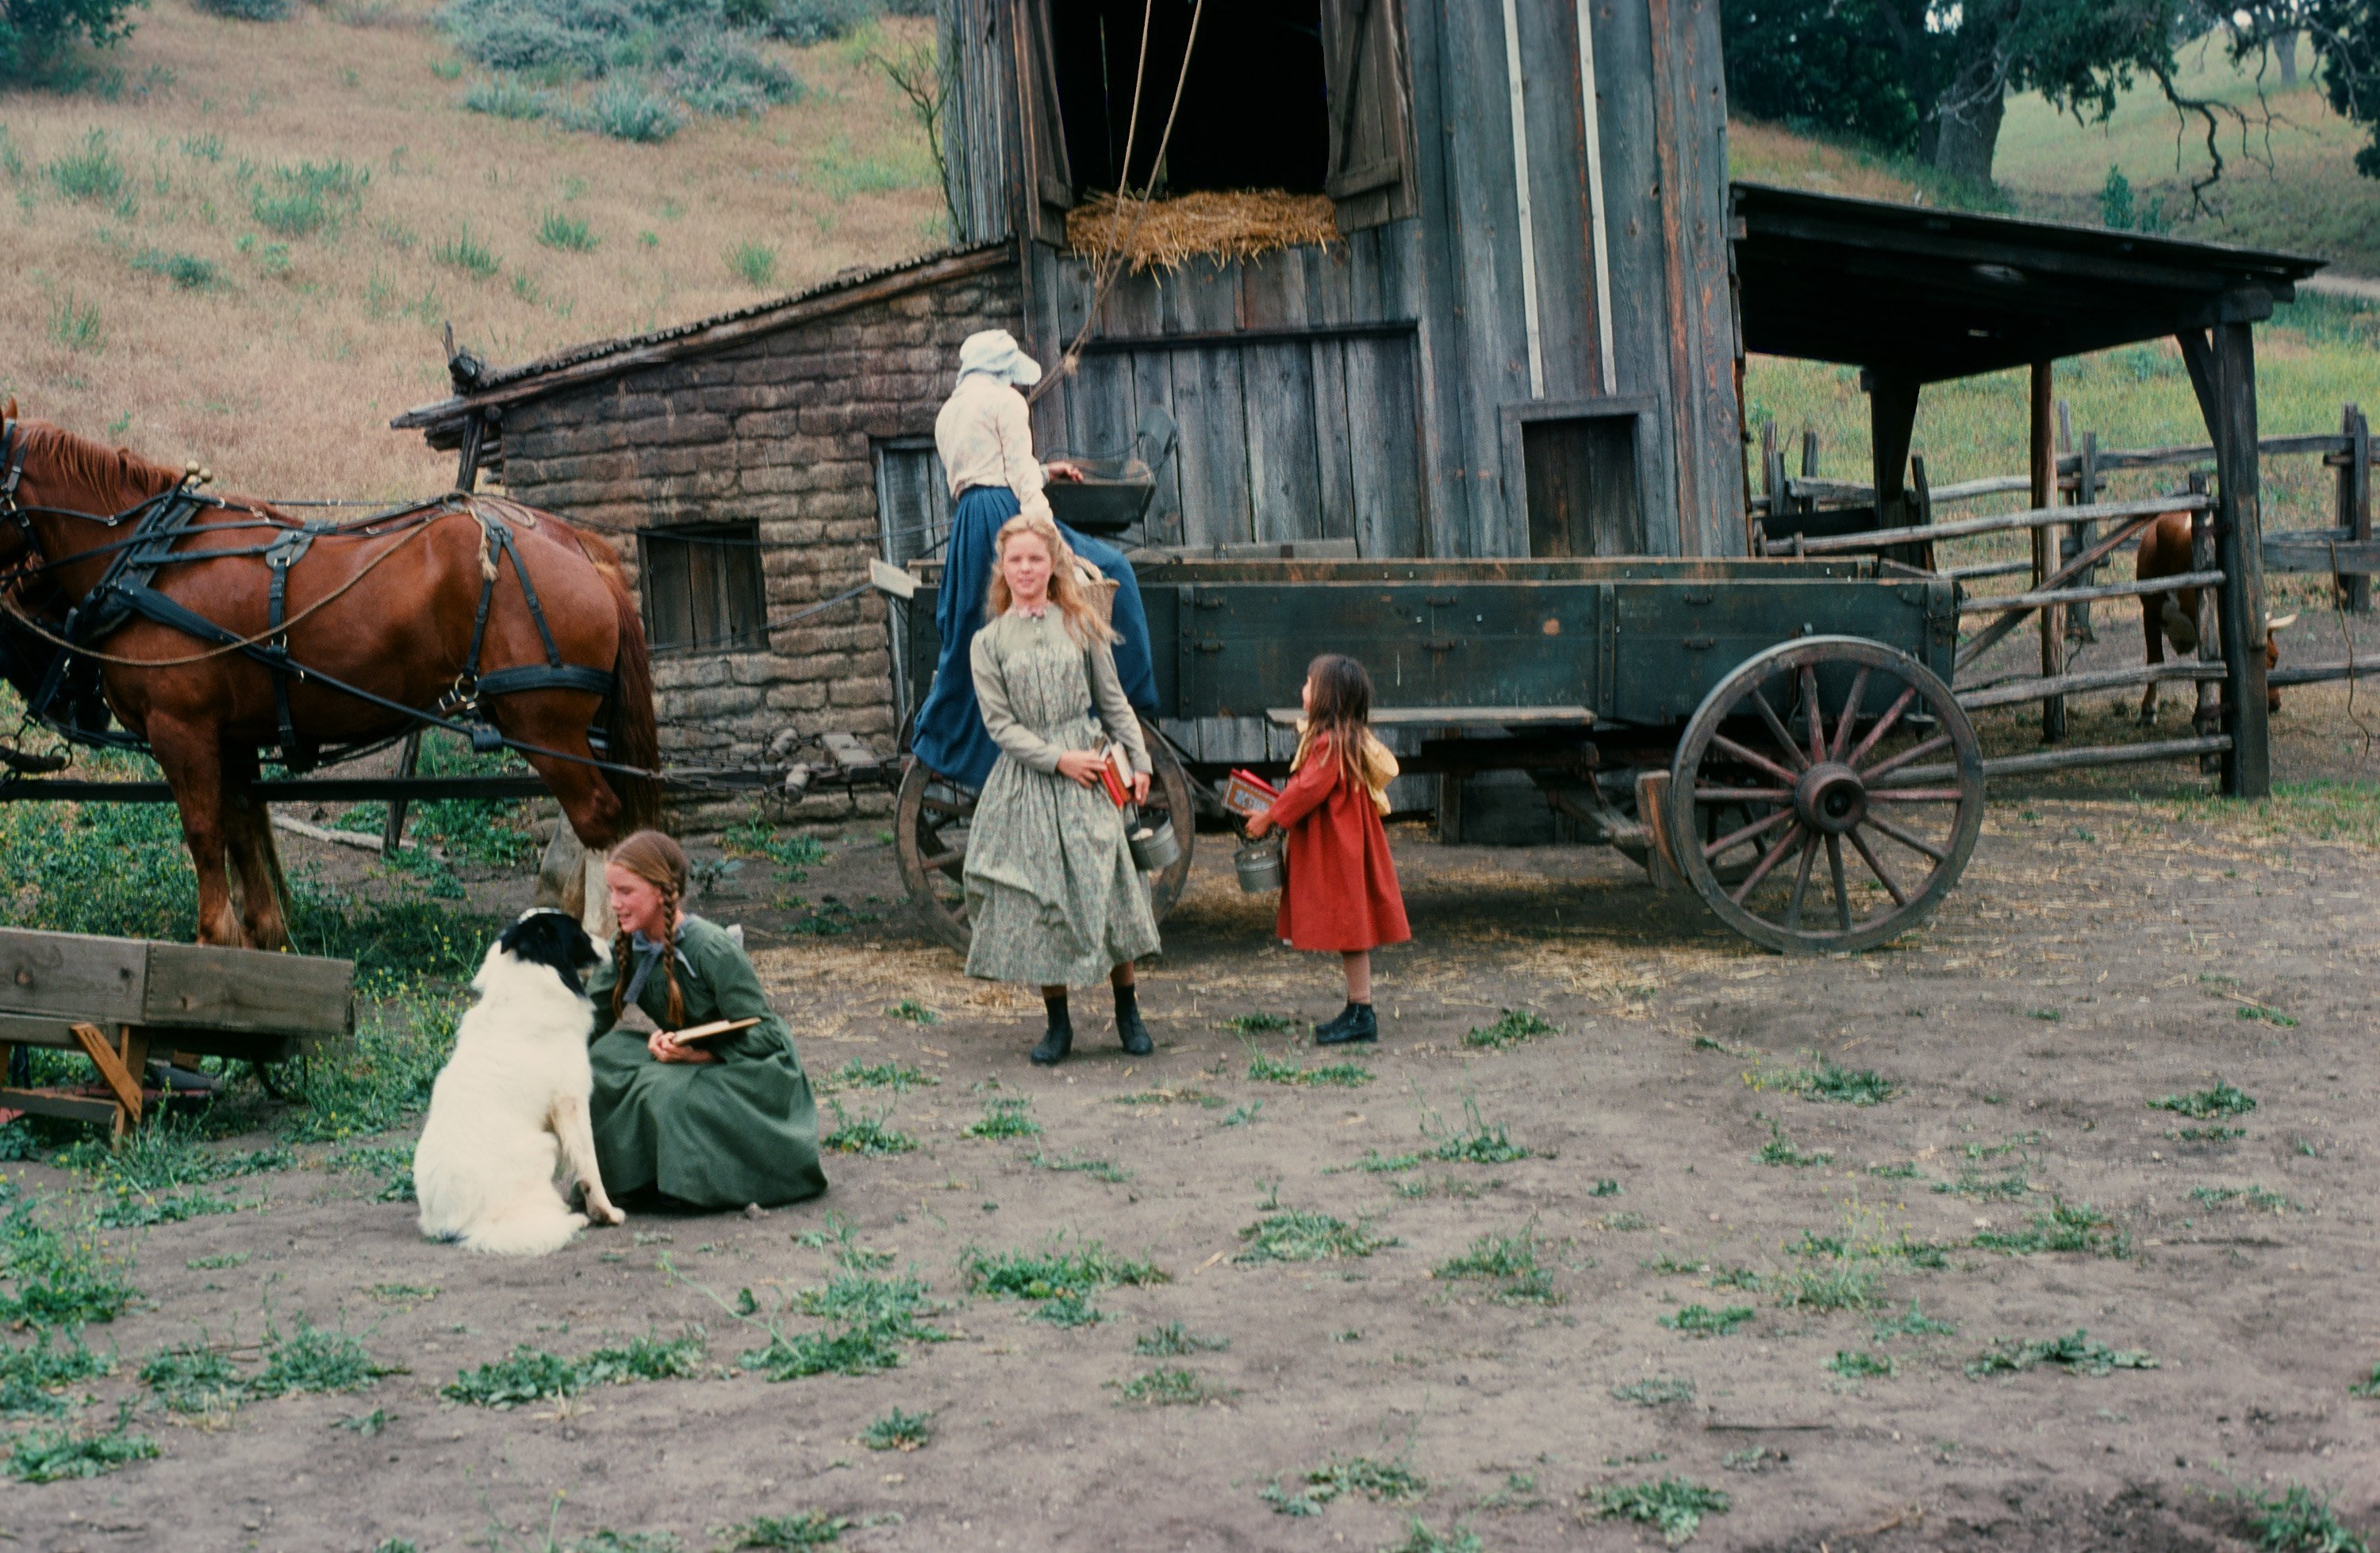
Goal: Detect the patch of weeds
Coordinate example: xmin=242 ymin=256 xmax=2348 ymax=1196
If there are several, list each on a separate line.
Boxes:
xmin=1234 ymin=1210 xmax=1396 ymax=1264
xmin=1463 ymin=1009 xmax=1558 ymax=1049
xmin=571 ymin=1533 xmax=682 ymax=1553
xmin=1426 ymin=1097 xmax=1532 ymax=1164
xmin=364 ymin=1283 xmax=437 ymax=1305
xmin=1134 ymin=1323 xmax=1227 ymax=1357
xmin=1222 ymin=1011 xmax=1293 ymax=1033
xmin=48 ymin=292 xmax=103 ymax=353
xmin=1110 ymin=1087 xmax=1221 ymax=1108
xmin=1432 ymin=1228 xmax=1559 ymax=1305
xmin=1933 ymin=1168 xmax=2032 ymax=1201
xmin=859 ymin=1407 xmax=931 ymax=1451
xmin=44 ymin=129 xmax=124 ymax=202
xmin=1602 ymin=1211 xmax=1650 ymax=1232
xmin=1757 ymin=1119 xmax=1832 ymax=1168
xmin=1591 ymin=1478 xmax=1731 ymax=1546
xmin=1377 ymin=1522 xmax=1483 ymax=1553
xmin=2190 ymin=1184 xmax=2302 ymax=1213
xmin=95 ymin=1190 xmax=239 ymax=1228
xmin=1641 ymin=1255 xmax=1708 ymax=1277
xmin=140 ymin=1340 xmax=244 ymax=1414
xmin=1590 ymin=1178 xmax=1625 ymax=1197
xmin=441 ymin=1345 xmax=582 ymax=1408
xmin=1031 ymin=1292 xmax=1104 ymax=1328
xmin=1 ymin=1203 xmax=139 ymax=1329
xmin=1661 ymin=1304 xmax=1755 ymax=1336
xmin=724 ymin=816 xmax=827 ymax=886
xmin=329 ymin=1142 xmax=416 ymax=1201
xmin=336 ymin=1408 xmax=391 ymax=1437
xmin=6 ymin=1405 xmax=157 ymax=1482
xmin=1964 ymin=1329 xmax=2156 ymax=1378
xmin=1246 ymin=1048 xmax=1374 ymax=1088
xmin=1220 ymin=1103 xmax=1264 ymax=1127
xmin=1707 ymin=1266 xmax=1764 ymax=1292
xmin=719 ymin=1510 xmax=848 ymax=1547
xmin=1260 ymin=1454 xmax=1427 ymax=1516
xmin=251 ymin=1317 xmax=399 ymax=1397
xmin=433 ymin=224 xmax=500 ymax=278
xmin=1610 ymin=1376 xmax=1695 ymax=1406
xmin=1971 ymin=1199 xmax=2129 ymax=1259
xmin=1775 ymin=1264 xmax=1886 ymax=1313
xmin=2236 ymin=1484 xmax=2369 ymax=1553
xmin=2149 ymin=1079 xmax=2256 ymax=1120
xmin=821 ymin=1101 xmax=917 ymax=1157
xmin=727 ymin=240 xmax=778 ymax=286
xmin=1796 ymin=1060 xmax=1896 ymax=1106
xmin=1868 ymin=1160 xmax=1923 ymax=1180
xmin=579 ymin=1332 xmax=708 ymax=1386
xmin=963 ymin=1241 xmax=1165 ymax=1301
xmin=1112 ymin=1366 xmax=1223 ymax=1405
xmin=1829 ymin=1349 xmax=1897 ymax=1378
xmin=2350 ymin=1366 xmax=2380 ymax=1399
xmin=962 ymin=1097 xmax=1040 ymax=1140
xmin=2237 ymin=1004 xmax=2299 ymax=1028
xmin=885 ymin=999 xmax=939 ymax=1025
xmin=1350 ymin=1149 xmax=1425 ymax=1174
xmin=822 ymin=1059 xmax=935 ymax=1094
xmin=536 ymin=210 xmax=597 ymax=252
xmin=1 ymin=1331 xmax=113 ymax=1419
xmin=2167 ymin=1126 xmax=2248 ymax=1143
xmin=738 ymin=1323 xmax=904 ymax=1381
xmin=1871 ymin=1301 xmax=1957 ymax=1340
xmin=1025 ymin=1152 xmax=1131 ymax=1184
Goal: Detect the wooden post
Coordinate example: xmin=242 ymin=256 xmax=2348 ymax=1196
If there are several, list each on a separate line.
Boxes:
xmin=2071 ymin=430 xmax=2101 ymax=641
xmin=1634 ymin=770 xmax=1688 ymax=893
xmin=2209 ymin=321 xmax=2270 ymax=798
xmin=1909 ymin=455 xmax=1936 ymax=574
xmin=2188 ymin=470 xmax=2220 ymax=740
xmin=1800 ymin=430 xmax=1819 ymax=481
xmin=382 ymin=731 xmax=423 ymax=852
xmin=2030 ymin=363 xmax=2065 ymax=741
xmin=2341 ymin=403 xmax=2370 ymax=614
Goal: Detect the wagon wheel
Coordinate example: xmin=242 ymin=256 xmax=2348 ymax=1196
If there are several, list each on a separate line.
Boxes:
xmin=1667 ymin=636 xmax=1983 ymax=955
xmin=893 ymin=717 xmax=1196 ymax=955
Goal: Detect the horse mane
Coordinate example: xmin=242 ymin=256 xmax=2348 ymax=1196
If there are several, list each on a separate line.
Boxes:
xmin=21 ymin=420 xmax=186 ymax=512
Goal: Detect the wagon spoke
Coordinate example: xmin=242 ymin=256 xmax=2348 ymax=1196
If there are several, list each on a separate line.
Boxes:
xmin=1865 ymin=786 xmax=1966 ymax=801
xmin=1845 ymin=684 xmax=1920 ymax=769
xmin=1848 ymin=825 xmax=1909 ymax=906
xmin=920 ymin=796 xmax=970 ymax=817
xmin=1731 ymin=821 xmax=1807 ymax=904
xmin=1710 ymin=733 xmax=1801 ymax=788
xmin=1704 ymin=804 xmax=1793 ymax=861
xmin=1828 ymin=667 xmax=1871 ymax=762
xmin=1783 ymin=831 xmax=1818 ymax=929
xmin=1798 ymin=666 xmax=1826 ymax=766
xmin=1826 ymin=833 xmax=1853 ymax=931
xmin=1694 ymin=786 xmax=1791 ymax=803
xmin=920 ymin=846 xmax=965 ymax=874
xmin=1861 ymin=732 xmax=1952 ymax=782
xmin=1748 ymin=687 xmax=1809 ymax=773
xmin=1865 ymin=809 xmax=1950 ymax=863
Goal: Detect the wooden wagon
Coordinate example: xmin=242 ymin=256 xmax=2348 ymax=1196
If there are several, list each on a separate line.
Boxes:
xmin=0 ymin=927 xmax=352 ymax=1139
xmin=893 ymin=554 xmax=1986 ymax=956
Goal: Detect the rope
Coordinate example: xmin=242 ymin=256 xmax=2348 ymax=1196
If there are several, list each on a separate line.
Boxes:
xmin=1 ymin=512 xmax=447 ymax=668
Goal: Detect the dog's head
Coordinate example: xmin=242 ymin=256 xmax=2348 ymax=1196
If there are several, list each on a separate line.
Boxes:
xmin=494 ymin=909 xmax=602 ymax=994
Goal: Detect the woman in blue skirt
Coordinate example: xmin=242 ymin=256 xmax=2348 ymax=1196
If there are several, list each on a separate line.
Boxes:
xmin=909 ymin=329 xmax=1157 ymax=791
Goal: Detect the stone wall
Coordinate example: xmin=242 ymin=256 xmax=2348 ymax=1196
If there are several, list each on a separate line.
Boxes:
xmin=493 ymin=264 xmax=1022 ymax=822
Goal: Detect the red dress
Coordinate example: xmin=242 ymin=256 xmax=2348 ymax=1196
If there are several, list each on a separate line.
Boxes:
xmin=1265 ymin=732 xmax=1411 ymax=952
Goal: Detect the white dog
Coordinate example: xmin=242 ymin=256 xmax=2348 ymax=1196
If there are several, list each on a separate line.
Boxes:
xmin=414 ymin=909 xmax=624 ymax=1255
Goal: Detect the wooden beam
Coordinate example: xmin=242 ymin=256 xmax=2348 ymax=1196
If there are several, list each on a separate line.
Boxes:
xmin=2209 ymin=320 xmax=2270 ymax=798
xmin=1791 ymin=492 xmax=2205 ymax=555
xmin=1955 ymin=510 xmax=2169 ymax=668
xmin=1956 ymin=569 xmax=2224 ymax=615
xmin=69 ymin=1021 xmax=143 ymax=1131
xmin=1900 ymin=734 xmax=2230 ymax=783
xmin=1868 ymin=368 xmax=1921 ymax=536
xmin=2343 ymin=404 xmax=2371 ymax=613
xmin=2263 ymin=535 xmax=2380 ymax=574
xmin=1958 ymin=660 xmax=2225 ymax=711
xmin=2032 ymin=361 xmax=2065 ymax=740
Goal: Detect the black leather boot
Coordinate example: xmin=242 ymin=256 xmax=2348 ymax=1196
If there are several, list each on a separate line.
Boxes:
xmin=1031 ymin=996 xmax=1073 ymax=1065
xmin=1316 ymin=1001 xmax=1377 ymax=1046
xmin=1115 ymin=982 xmax=1153 ymax=1056
xmin=1311 ymin=1001 xmax=1359 ymax=1043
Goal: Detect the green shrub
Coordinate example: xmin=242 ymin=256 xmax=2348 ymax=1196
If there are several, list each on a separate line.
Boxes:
xmin=0 ymin=1330 xmax=113 ymax=1419
xmin=537 ymin=208 xmax=596 ymax=250
xmin=434 ymin=224 xmax=501 ymax=277
xmin=7 ymin=1407 xmax=155 ymax=1482
xmin=1591 ymin=1478 xmax=1730 ymax=1547
xmin=0 ymin=2 xmax=144 ymax=89
xmin=461 ymin=74 xmax=551 ymax=119
xmin=44 ymin=129 xmax=123 ymax=201
xmin=131 ymin=248 xmax=223 ymax=290
xmin=760 ymin=0 xmax=872 ymax=44
xmin=583 ymin=78 xmax=682 ymax=141
xmin=194 ymin=0 xmax=294 ymax=19
xmin=727 ymin=238 xmax=778 ymax=286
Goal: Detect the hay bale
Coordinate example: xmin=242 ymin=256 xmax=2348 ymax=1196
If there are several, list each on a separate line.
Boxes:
xmin=1067 ymin=190 xmax=1341 ymax=273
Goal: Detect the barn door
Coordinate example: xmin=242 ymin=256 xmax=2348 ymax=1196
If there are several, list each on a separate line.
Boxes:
xmin=1320 ymin=0 xmax=1417 ymax=232
xmin=1013 ymin=0 xmax=1073 ymax=246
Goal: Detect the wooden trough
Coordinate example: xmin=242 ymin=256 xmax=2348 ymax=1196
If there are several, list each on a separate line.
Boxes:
xmin=0 ymin=928 xmax=353 ymax=1140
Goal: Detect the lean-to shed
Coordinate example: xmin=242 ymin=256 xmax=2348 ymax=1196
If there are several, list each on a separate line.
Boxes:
xmin=939 ymin=0 xmax=1746 ymax=561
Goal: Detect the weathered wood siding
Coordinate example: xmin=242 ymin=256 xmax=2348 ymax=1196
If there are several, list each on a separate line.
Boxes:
xmin=964 ymin=0 xmax=1744 ymax=562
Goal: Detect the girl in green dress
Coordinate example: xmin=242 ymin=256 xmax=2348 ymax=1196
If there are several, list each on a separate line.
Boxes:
xmin=585 ymin=830 xmax=827 ymax=1211
xmin=962 ymin=511 xmax=1162 ymax=1065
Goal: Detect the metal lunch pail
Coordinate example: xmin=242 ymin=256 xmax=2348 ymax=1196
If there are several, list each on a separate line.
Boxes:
xmin=1234 ymin=838 xmax=1284 ymax=894
xmin=1129 ymin=817 xmax=1182 ymax=873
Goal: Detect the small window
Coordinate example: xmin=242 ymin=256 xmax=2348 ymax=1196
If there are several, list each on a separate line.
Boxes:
xmin=639 ymin=523 xmax=765 ymax=654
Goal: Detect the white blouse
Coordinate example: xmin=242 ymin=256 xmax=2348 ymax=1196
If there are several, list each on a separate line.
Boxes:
xmin=934 ymin=372 xmax=1050 ymax=525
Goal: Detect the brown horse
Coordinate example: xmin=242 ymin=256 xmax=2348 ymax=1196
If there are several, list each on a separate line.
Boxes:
xmin=0 ymin=408 xmax=659 ymax=949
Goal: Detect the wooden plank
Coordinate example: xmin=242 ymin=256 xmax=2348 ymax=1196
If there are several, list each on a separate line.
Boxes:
xmin=1266 ymin=705 xmax=1595 ymax=728
xmin=1958 ymin=569 xmax=2223 ymax=615
xmin=1077 ymin=321 xmax=1421 ymax=353
xmin=1244 ymin=342 xmax=1324 ymax=544
xmin=2263 ymin=536 xmax=2380 ymax=573
xmin=1310 ymin=338 xmax=1358 ymax=543
xmin=0 ymin=1089 xmax=120 ymax=1127
xmin=144 ymin=942 xmax=353 ymax=1038
xmin=1798 ymin=493 xmax=2209 ymax=555
xmin=1236 ymin=250 xmax=1309 ymax=333
xmin=1345 ymin=333 xmax=1426 ymax=557
xmin=2267 ymin=659 xmax=2380 ymax=687
xmin=1127 ymin=349 xmax=1183 ymax=544
xmin=0 ymin=929 xmax=147 ymax=1024
xmin=1901 ymin=735 xmax=2230 ymax=783
xmin=1959 ymin=661 xmax=2226 ymax=710
xmin=70 ymin=1022 xmax=142 ymax=1127
xmin=1442 ymin=0 xmax=1530 ymax=555
xmin=0 ymin=1011 xmax=89 ymax=1049
xmin=1171 ymin=346 xmax=1253 ymax=548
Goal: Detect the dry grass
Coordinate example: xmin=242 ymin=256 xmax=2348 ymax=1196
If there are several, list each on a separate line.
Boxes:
xmin=1065 ymin=189 xmax=1339 ymax=273
xmin=0 ymin=4 xmax=948 ymax=500
xmin=1726 ymin=119 xmax=1925 ymax=205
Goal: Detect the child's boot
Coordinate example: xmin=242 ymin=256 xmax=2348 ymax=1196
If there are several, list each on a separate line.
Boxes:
xmin=1312 ymin=1001 xmax=1358 ymax=1043
xmin=1316 ymin=1001 xmax=1376 ymax=1046
xmin=1031 ymin=995 xmax=1074 ymax=1065
xmin=1115 ymin=982 xmax=1154 ymax=1056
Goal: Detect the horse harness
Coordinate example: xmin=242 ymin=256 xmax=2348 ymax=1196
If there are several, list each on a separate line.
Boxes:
xmin=0 ymin=417 xmax=625 ymax=775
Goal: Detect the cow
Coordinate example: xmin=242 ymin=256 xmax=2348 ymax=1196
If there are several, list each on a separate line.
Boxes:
xmin=2135 ymin=508 xmax=2294 ymax=724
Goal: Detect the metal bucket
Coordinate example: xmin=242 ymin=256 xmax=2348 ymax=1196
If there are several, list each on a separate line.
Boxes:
xmin=1128 ymin=817 xmax=1181 ymax=874
xmin=1234 ymin=838 xmax=1284 ymax=894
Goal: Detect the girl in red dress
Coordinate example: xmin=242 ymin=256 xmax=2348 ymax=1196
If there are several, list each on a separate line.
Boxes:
xmin=1244 ymin=655 xmax=1411 ymax=1044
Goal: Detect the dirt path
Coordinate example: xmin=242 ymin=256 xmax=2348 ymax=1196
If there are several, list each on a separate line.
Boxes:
xmin=7 ymin=760 xmax=2377 ymax=1551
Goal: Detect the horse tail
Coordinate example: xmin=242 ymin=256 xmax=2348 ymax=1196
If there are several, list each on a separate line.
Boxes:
xmin=603 ymin=571 xmax=663 ymax=834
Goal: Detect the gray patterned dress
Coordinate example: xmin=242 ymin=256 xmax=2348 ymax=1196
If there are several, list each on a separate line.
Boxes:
xmin=963 ymin=607 xmax=1161 ymax=985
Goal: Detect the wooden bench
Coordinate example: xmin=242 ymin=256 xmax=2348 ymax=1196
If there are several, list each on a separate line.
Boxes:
xmin=0 ymin=928 xmax=354 ymax=1140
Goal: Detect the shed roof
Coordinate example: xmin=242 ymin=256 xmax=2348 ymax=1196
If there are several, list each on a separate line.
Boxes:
xmin=1731 ymin=183 xmax=2325 ymax=384
xmin=391 ymin=241 xmax=1014 ymax=445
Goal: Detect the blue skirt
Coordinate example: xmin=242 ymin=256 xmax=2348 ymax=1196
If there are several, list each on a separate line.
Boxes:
xmin=908 ymin=486 xmax=1159 ymax=790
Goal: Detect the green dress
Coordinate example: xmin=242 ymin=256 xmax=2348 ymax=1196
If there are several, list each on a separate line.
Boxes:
xmin=585 ymin=915 xmax=827 ymax=1210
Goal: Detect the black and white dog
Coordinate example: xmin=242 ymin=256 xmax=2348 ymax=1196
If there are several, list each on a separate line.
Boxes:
xmin=414 ymin=910 xmax=624 ymax=1255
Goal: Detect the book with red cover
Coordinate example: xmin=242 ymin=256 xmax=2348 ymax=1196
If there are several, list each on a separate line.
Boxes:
xmin=1220 ymin=768 xmax=1281 ymax=818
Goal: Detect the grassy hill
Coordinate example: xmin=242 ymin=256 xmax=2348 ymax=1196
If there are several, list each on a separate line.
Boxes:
xmin=0 ymin=1 xmax=945 ymax=498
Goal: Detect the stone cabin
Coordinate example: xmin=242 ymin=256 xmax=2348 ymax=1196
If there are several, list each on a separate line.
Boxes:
xmin=393 ymin=244 xmax=1019 ymax=818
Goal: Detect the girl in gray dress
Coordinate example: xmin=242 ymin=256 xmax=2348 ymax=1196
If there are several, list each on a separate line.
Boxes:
xmin=962 ymin=511 xmax=1162 ymax=1064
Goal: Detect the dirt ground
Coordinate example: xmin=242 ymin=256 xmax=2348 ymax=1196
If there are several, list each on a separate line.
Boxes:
xmin=8 ymin=682 xmax=2380 ymax=1553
